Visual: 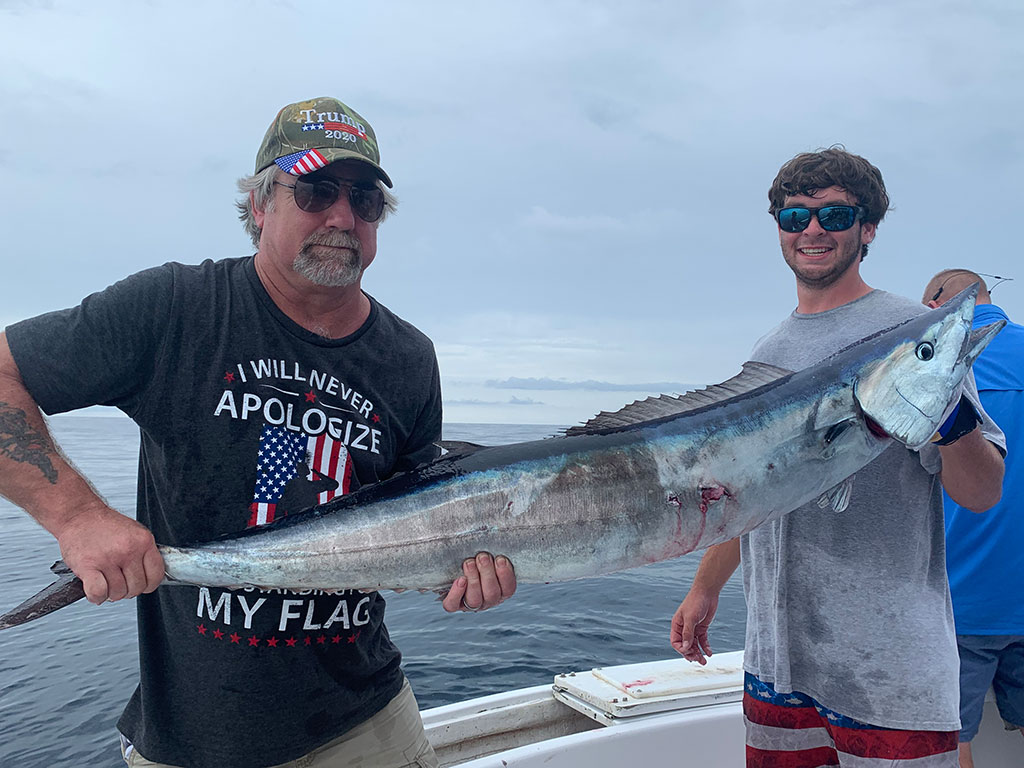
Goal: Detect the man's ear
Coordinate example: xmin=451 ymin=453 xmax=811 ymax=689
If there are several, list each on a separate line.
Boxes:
xmin=252 ymin=189 xmax=266 ymax=228
xmin=860 ymin=221 xmax=877 ymax=247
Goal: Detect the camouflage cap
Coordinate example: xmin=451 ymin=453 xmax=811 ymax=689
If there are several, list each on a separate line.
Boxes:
xmin=254 ymin=97 xmax=392 ymax=187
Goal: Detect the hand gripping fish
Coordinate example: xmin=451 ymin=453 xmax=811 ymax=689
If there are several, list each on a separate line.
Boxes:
xmin=0 ymin=285 xmax=1003 ymax=630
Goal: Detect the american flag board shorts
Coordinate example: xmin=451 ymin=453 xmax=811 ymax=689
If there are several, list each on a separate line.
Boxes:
xmin=743 ymin=673 xmax=959 ymax=767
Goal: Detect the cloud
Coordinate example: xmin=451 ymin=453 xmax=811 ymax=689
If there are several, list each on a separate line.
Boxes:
xmin=0 ymin=0 xmax=56 ymax=12
xmin=486 ymin=377 xmax=693 ymax=392
xmin=3 ymin=0 xmax=1023 ymax=429
xmin=520 ymin=205 xmax=680 ymax=235
xmin=522 ymin=206 xmax=626 ymax=234
xmin=446 ymin=396 xmax=544 ymax=407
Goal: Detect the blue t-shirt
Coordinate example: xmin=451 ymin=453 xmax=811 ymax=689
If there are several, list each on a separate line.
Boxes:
xmin=944 ymin=303 xmax=1024 ymax=634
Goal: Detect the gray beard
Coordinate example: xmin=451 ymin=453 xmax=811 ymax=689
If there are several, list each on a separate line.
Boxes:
xmin=293 ymin=232 xmax=363 ymax=287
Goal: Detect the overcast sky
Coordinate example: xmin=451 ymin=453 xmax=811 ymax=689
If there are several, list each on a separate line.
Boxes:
xmin=2 ymin=0 xmax=1021 ymax=426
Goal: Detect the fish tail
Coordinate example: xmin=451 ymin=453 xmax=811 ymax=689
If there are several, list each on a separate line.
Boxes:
xmin=0 ymin=560 xmax=86 ymax=630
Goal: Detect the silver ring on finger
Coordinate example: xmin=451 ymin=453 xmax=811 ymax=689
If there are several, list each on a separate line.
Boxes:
xmin=461 ymin=598 xmax=482 ymax=612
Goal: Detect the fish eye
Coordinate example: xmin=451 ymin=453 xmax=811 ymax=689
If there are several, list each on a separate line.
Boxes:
xmin=916 ymin=342 xmax=935 ymax=361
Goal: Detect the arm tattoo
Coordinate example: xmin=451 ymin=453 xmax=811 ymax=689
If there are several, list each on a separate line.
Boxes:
xmin=0 ymin=401 xmax=59 ymax=484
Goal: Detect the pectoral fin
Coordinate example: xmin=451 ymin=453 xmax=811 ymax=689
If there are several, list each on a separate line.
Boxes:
xmin=817 ymin=476 xmax=854 ymax=513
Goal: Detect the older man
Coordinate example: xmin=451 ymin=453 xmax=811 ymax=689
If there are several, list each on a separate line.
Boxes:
xmin=0 ymin=97 xmax=515 ymax=768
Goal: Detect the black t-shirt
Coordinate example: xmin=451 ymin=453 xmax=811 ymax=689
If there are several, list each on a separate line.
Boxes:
xmin=7 ymin=257 xmax=442 ymax=768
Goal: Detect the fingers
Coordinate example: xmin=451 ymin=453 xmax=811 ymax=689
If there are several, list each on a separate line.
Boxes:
xmin=80 ymin=568 xmax=111 ymax=605
xmin=683 ymin=624 xmax=711 ymax=664
xmin=105 ymin=567 xmax=130 ymax=602
xmin=78 ymin=561 xmax=131 ymax=604
xmin=495 ymin=555 xmax=517 ymax=598
xmin=121 ymin=554 xmax=150 ymax=600
xmin=669 ymin=605 xmax=700 ymax=661
xmin=669 ymin=606 xmax=689 ymax=651
xmin=99 ymin=536 xmax=158 ymax=602
xmin=59 ymin=508 xmax=162 ymax=605
xmin=461 ymin=555 xmax=486 ymax=609
xmin=142 ymin=547 xmax=166 ymax=594
xmin=696 ymin=627 xmax=713 ymax=659
xmin=441 ymin=553 xmax=517 ymax=614
xmin=680 ymin=633 xmax=709 ymax=665
xmin=669 ymin=602 xmax=711 ymax=665
xmin=468 ymin=552 xmax=516 ymax=610
xmin=685 ymin=618 xmax=711 ymax=664
xmin=441 ymin=576 xmax=468 ymax=613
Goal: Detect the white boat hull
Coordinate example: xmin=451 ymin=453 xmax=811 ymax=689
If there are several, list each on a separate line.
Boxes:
xmin=420 ymin=651 xmax=1020 ymax=767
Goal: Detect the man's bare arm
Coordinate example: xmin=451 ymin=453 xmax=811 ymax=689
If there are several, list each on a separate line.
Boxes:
xmin=0 ymin=332 xmax=163 ymax=603
xmin=670 ymin=539 xmax=741 ymax=664
xmin=938 ymin=427 xmax=1004 ymax=512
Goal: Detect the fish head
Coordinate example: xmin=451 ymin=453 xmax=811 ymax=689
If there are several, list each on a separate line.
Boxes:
xmin=853 ymin=284 xmax=1004 ymax=447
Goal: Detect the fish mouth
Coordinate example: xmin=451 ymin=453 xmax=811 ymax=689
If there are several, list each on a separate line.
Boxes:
xmin=855 ymin=398 xmax=892 ymax=440
xmin=864 ymin=415 xmax=890 ymax=439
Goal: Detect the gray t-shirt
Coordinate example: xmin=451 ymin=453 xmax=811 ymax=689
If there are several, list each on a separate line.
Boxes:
xmin=742 ymin=289 xmax=1004 ymax=730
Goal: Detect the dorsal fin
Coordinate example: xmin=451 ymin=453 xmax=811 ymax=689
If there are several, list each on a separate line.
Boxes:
xmin=563 ymin=362 xmax=793 ymax=437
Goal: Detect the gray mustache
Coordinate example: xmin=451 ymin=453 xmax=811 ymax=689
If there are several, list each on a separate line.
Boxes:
xmin=304 ymin=232 xmax=362 ymax=253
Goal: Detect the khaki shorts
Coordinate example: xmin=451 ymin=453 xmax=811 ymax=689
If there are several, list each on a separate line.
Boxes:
xmin=120 ymin=678 xmax=439 ymax=768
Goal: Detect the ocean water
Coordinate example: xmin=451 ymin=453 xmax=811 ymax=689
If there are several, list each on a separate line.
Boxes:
xmin=0 ymin=415 xmax=746 ymax=768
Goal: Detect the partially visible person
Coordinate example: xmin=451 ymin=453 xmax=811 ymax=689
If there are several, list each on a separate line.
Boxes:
xmin=0 ymin=96 xmax=516 ymax=768
xmin=670 ymin=148 xmax=1006 ymax=767
xmin=924 ymin=269 xmax=1024 ymax=768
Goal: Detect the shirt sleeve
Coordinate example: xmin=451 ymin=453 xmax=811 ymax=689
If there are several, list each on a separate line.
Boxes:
xmin=5 ymin=265 xmax=175 ymax=417
xmin=967 ymin=372 xmax=1007 ymax=455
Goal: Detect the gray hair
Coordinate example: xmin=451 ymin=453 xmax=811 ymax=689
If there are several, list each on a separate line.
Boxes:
xmin=235 ymin=166 xmax=399 ymax=249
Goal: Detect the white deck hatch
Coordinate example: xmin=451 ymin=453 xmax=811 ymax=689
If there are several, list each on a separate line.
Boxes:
xmin=552 ymin=650 xmax=745 ymax=725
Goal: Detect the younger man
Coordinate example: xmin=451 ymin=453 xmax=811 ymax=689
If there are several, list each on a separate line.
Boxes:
xmin=671 ymin=149 xmax=1005 ymax=767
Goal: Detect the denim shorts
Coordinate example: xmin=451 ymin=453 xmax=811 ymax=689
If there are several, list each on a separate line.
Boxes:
xmin=956 ymin=634 xmax=1024 ymax=741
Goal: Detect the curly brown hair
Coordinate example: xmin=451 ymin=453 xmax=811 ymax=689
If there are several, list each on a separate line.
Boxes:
xmin=768 ymin=147 xmax=890 ymax=225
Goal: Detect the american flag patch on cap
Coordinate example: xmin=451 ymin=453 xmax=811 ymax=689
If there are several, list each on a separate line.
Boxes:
xmin=275 ymin=149 xmax=329 ymax=176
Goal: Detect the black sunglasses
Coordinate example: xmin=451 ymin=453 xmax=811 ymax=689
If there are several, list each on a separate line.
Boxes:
xmin=776 ymin=205 xmax=866 ymax=233
xmin=275 ymin=176 xmax=385 ymax=222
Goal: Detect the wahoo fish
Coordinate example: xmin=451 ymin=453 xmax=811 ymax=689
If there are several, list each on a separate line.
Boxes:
xmin=0 ymin=286 xmax=1002 ymax=630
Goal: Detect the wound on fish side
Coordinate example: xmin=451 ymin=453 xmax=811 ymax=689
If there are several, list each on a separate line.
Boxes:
xmin=699 ymin=485 xmax=731 ymax=514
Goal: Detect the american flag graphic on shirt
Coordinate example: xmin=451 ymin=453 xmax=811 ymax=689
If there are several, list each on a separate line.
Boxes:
xmin=248 ymin=423 xmax=353 ymax=527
